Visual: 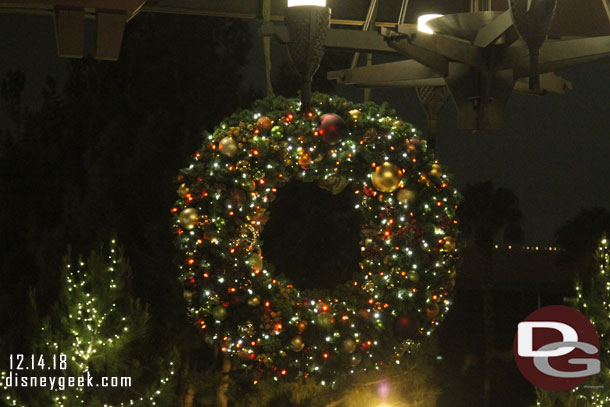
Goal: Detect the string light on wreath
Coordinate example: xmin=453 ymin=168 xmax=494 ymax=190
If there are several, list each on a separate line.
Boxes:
xmin=173 ymin=93 xmax=461 ymax=383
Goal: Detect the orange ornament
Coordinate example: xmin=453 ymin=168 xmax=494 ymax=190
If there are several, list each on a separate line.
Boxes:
xmin=256 ymin=116 xmax=273 ymax=132
xmin=298 ymin=152 xmax=312 ymax=167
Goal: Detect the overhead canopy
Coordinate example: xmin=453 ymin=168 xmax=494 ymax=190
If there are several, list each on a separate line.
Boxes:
xmin=1 ymin=0 xmax=144 ymax=59
xmin=142 ymin=0 xmax=610 ymax=37
xmin=1 ymin=0 xmax=610 ymax=61
xmin=3 ymin=0 xmax=610 ymax=35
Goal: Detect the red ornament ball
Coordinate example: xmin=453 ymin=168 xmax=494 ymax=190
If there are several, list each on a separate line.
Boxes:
xmin=319 ymin=113 xmax=345 ymax=145
xmin=394 ymin=312 xmax=420 ymax=339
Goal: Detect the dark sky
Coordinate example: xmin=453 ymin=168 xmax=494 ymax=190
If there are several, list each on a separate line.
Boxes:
xmin=2 ymin=13 xmax=610 ymax=245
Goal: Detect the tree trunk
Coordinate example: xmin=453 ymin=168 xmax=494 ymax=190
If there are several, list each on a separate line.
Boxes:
xmin=184 ymin=382 xmax=195 ymax=407
xmin=217 ymin=355 xmax=231 ymax=407
xmin=482 ymin=247 xmax=495 ymax=407
xmin=177 ymin=357 xmax=191 ymax=407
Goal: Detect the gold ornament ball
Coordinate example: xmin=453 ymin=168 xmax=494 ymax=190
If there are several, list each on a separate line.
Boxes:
xmin=179 ymin=208 xmax=199 ymax=230
xmin=397 ymin=188 xmax=417 ymax=205
xmin=290 ymin=336 xmax=305 ymax=352
xmin=247 ymin=296 xmax=261 ymax=307
xmin=430 ymin=163 xmax=442 ymax=179
xmin=342 ymin=338 xmax=357 ymax=354
xmin=219 ymin=136 xmax=238 ymax=158
xmin=256 ymin=116 xmax=273 ymax=132
xmin=177 ymin=183 xmax=190 ymax=199
xmin=371 ymin=162 xmax=402 ymax=193
xmin=351 ymin=353 xmax=362 ymax=367
xmin=297 ymin=320 xmax=308 ymax=334
xmin=212 ymin=305 xmax=227 ymax=321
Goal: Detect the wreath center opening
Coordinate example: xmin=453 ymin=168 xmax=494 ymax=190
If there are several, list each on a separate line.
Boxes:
xmin=261 ymin=180 xmax=363 ymax=292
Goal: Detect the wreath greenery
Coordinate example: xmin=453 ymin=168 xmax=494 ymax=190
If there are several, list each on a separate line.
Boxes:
xmin=173 ymin=93 xmax=460 ymax=383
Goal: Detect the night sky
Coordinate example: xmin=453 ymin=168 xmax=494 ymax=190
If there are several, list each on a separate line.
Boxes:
xmin=2 ymin=13 xmax=610 ymax=245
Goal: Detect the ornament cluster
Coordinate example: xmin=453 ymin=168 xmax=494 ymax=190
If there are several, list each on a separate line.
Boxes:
xmin=173 ymin=94 xmax=461 ymax=384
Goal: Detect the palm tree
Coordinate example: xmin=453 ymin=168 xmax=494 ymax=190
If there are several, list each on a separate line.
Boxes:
xmin=555 ymin=207 xmax=610 ymax=266
xmin=458 ymin=181 xmax=523 ymax=407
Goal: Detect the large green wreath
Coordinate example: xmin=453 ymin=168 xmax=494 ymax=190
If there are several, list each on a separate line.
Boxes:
xmin=174 ymin=94 xmax=460 ymax=383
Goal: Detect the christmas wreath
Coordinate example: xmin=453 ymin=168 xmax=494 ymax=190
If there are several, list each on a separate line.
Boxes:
xmin=173 ymin=94 xmax=460 ymax=383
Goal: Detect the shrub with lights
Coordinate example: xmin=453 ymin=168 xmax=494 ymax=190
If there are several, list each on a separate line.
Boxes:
xmin=173 ymin=93 xmax=461 ymax=383
xmin=537 ymin=235 xmax=610 ymax=407
xmin=0 ymin=240 xmax=175 ymax=407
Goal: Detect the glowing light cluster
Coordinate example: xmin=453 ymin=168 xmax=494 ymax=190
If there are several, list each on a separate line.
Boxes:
xmin=417 ymin=14 xmax=443 ymax=34
xmin=287 ymin=0 xmax=327 ymax=7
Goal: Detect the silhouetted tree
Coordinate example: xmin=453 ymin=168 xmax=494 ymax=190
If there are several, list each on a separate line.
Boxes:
xmin=555 ymin=207 xmax=610 ymax=266
xmin=458 ymin=181 xmax=523 ymax=407
xmin=1 ymin=13 xmax=255 ymax=406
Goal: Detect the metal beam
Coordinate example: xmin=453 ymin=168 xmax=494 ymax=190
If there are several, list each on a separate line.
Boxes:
xmin=514 ymin=72 xmax=572 ymax=94
xmin=54 ymin=8 xmax=84 ymax=58
xmin=504 ymin=36 xmax=610 ymax=78
xmin=1 ymin=0 xmax=143 ymax=18
xmin=326 ymin=29 xmax=398 ymax=53
xmin=391 ymin=26 xmax=486 ymax=69
xmin=444 ymin=62 xmax=515 ymax=131
xmin=473 ymin=9 xmax=516 ymax=48
xmin=351 ymin=0 xmax=379 ymax=68
xmin=95 ymin=12 xmax=127 ymax=60
xmin=260 ymin=24 xmax=399 ymax=54
xmin=327 ymin=60 xmax=444 ymax=87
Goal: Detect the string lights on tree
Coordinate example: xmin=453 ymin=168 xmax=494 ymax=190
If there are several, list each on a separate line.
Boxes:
xmin=0 ymin=240 xmax=175 ymax=407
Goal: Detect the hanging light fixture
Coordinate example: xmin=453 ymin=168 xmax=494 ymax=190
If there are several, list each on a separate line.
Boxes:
xmin=284 ymin=0 xmax=331 ymax=112
xmin=417 ymin=14 xmax=443 ymax=34
xmin=288 ymin=0 xmax=326 ymax=6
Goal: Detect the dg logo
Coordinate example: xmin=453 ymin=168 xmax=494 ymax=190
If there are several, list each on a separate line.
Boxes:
xmin=513 ymin=305 xmax=601 ymax=391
